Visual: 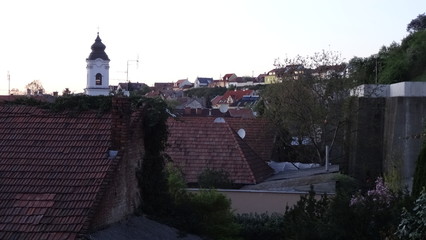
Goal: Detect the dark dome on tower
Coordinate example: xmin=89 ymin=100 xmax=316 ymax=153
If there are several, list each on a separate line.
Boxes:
xmin=87 ymin=33 xmax=110 ymax=61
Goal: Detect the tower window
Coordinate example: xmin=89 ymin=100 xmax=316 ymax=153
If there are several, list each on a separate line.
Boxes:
xmin=96 ymin=73 xmax=102 ymax=85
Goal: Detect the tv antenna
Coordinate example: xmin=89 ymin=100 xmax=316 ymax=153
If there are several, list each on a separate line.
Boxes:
xmin=7 ymin=71 xmax=10 ymax=95
xmin=126 ymin=55 xmax=139 ymax=83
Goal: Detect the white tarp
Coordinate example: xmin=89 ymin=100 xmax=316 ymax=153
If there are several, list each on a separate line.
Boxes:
xmin=268 ymin=161 xmax=320 ymax=174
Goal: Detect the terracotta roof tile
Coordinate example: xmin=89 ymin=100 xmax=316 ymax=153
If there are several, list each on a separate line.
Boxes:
xmin=166 ymin=117 xmax=274 ymax=185
xmin=0 ymin=105 xmax=114 ymax=239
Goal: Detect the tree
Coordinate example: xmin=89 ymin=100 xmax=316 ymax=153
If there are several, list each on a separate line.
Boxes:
xmin=407 ymin=13 xmax=426 ymax=33
xmin=62 ymin=88 xmax=72 ymax=96
xmin=261 ymin=50 xmax=352 ymax=164
xmin=25 ymin=80 xmax=45 ymax=95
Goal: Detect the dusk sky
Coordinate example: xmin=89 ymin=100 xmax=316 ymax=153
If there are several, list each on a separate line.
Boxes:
xmin=0 ymin=0 xmax=424 ymax=94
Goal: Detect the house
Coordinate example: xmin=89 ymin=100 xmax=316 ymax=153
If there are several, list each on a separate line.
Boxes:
xmin=264 ymin=65 xmax=306 ymax=84
xmin=174 ymin=97 xmax=205 ymax=110
xmin=116 ymin=82 xmax=148 ymax=92
xmin=194 ymin=77 xmax=213 ymax=88
xmin=166 ymin=117 xmax=274 ymax=186
xmin=312 ymin=64 xmax=348 ymax=79
xmin=212 ymin=89 xmax=256 ymax=109
xmin=0 ymin=97 xmax=144 ymax=239
xmin=228 ymin=77 xmax=255 ymax=88
xmin=154 ymin=82 xmax=174 ymax=92
xmin=173 ymin=79 xmax=193 ymax=90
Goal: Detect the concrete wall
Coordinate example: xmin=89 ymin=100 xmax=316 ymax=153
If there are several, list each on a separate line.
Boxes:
xmin=188 ymin=189 xmax=324 ymax=214
xmin=347 ymin=95 xmax=426 ymax=189
xmin=383 ymin=97 xmax=426 ymax=189
xmin=346 ymin=97 xmax=386 ymax=181
xmin=390 ymin=82 xmax=426 ymax=97
xmin=351 ymin=82 xmax=426 ymax=98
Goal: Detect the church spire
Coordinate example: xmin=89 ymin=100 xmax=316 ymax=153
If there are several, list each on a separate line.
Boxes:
xmin=87 ymin=33 xmax=109 ymax=61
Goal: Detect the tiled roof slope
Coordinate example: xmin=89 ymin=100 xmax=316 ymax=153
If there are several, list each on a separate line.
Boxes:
xmin=226 ymin=118 xmax=275 ymax=162
xmin=0 ymin=105 xmax=113 ymax=239
xmin=166 ymin=117 xmax=273 ymax=185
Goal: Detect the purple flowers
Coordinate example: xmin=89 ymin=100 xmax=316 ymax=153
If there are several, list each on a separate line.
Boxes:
xmin=350 ymin=177 xmax=394 ymax=208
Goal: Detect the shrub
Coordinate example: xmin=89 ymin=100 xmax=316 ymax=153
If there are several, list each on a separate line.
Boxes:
xmin=165 ymin=166 xmax=240 ymax=239
xmin=235 ymin=213 xmax=284 ymax=240
xmin=198 ymin=168 xmax=235 ymax=189
xmin=349 ymin=177 xmax=404 ymax=239
xmin=282 ymin=186 xmax=331 ymax=240
xmin=396 ymin=189 xmax=426 ymax=240
xmin=190 ymin=189 xmax=241 ymax=239
xmin=165 ymin=163 xmax=187 ymax=204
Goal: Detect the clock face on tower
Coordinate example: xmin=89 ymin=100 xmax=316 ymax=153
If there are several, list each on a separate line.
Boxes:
xmin=95 ymin=59 xmax=103 ymax=67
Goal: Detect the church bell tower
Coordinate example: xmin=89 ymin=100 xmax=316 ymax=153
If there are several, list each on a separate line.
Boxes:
xmin=85 ymin=33 xmax=110 ymax=96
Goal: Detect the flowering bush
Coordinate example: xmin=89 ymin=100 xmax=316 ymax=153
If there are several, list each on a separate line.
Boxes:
xmin=349 ymin=177 xmax=401 ymax=239
xmin=350 ymin=177 xmax=394 ymax=208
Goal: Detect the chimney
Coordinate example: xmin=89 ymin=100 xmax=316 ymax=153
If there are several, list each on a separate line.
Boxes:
xmin=196 ymin=108 xmax=202 ymax=115
xmin=111 ymin=97 xmax=131 ymax=151
xmin=184 ymin=107 xmax=191 ymax=115
xmin=53 ymin=91 xmax=58 ymax=97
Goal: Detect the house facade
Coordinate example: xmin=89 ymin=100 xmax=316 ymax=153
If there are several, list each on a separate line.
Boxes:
xmin=194 ymin=77 xmax=213 ymax=88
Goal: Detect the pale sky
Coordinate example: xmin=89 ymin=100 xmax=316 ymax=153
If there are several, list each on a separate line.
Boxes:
xmin=0 ymin=0 xmax=424 ymax=94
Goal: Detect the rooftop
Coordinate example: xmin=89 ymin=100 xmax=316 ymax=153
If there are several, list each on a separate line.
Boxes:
xmin=0 ymin=105 xmax=114 ymax=239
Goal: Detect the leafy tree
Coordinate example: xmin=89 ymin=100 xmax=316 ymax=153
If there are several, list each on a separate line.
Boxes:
xmin=25 ymin=80 xmax=45 ymax=95
xmin=347 ymin=56 xmax=378 ymax=84
xmin=407 ymin=12 xmax=426 ymax=33
xmin=349 ymin=13 xmax=426 ymax=84
xmin=261 ymin=50 xmax=352 ymax=164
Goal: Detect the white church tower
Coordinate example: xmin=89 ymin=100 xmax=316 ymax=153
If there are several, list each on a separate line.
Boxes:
xmin=85 ymin=33 xmax=110 ymax=96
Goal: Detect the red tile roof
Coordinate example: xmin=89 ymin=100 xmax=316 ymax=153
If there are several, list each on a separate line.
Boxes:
xmin=216 ymin=90 xmax=254 ymax=105
xmin=0 ymin=105 xmax=114 ymax=239
xmin=166 ymin=117 xmax=274 ymax=185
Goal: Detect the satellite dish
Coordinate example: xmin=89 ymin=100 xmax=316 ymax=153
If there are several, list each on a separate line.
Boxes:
xmin=214 ymin=117 xmax=226 ymax=123
xmin=219 ymin=104 xmax=229 ymax=113
xmin=237 ymin=129 xmax=246 ymax=139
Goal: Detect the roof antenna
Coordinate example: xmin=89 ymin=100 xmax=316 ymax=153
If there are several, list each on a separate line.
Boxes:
xmin=7 ymin=71 xmax=10 ymax=95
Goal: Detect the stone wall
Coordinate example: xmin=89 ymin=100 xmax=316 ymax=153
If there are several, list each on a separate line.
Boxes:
xmin=89 ymin=97 xmax=144 ymax=231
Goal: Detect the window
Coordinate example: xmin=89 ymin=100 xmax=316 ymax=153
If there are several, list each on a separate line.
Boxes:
xmin=96 ymin=73 xmax=102 ymax=85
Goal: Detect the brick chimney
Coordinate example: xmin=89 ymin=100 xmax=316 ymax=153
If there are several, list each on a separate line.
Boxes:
xmin=196 ymin=108 xmax=202 ymax=115
xmin=184 ymin=107 xmax=191 ymax=115
xmin=111 ymin=97 xmax=131 ymax=150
